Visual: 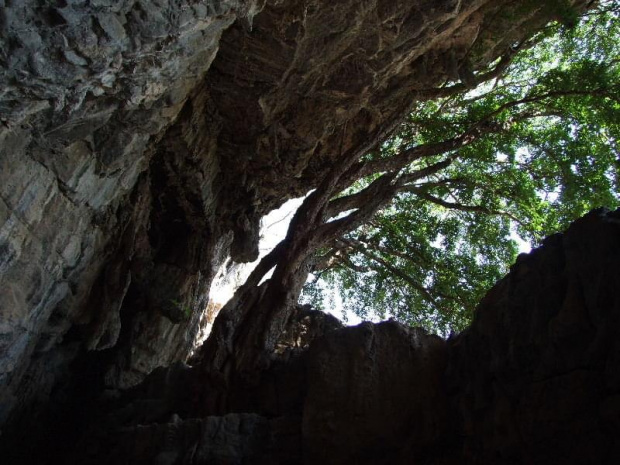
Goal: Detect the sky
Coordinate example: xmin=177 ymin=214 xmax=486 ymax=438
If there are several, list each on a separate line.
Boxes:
xmin=208 ymin=194 xmax=533 ymax=330
xmin=207 ymin=196 xmax=366 ymax=325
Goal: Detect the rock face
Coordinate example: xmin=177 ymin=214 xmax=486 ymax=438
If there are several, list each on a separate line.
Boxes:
xmin=1 ymin=0 xmax=262 ymax=428
xmin=77 ymin=413 xmax=302 ymax=465
xmin=54 ymin=208 xmax=620 ymax=465
xmin=447 ymin=208 xmax=620 ymax=464
xmin=0 ymin=0 xmax=604 ymax=463
xmin=1 ymin=0 xmax=581 ymax=437
xmin=302 ymin=322 xmax=448 ymax=465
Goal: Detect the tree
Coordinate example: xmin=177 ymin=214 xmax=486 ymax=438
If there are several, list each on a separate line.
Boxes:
xmin=302 ymin=2 xmax=620 ymax=334
xmin=199 ymin=1 xmax=618 ymax=382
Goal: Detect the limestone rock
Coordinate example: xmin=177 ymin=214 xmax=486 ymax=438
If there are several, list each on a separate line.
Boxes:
xmin=447 ymin=208 xmax=620 ymax=464
xmin=0 ymin=0 xmax=597 ymax=462
xmin=75 ymin=413 xmax=301 ymax=465
xmin=303 ymin=321 xmax=449 ymax=464
xmin=57 ymin=209 xmax=620 ymax=465
xmin=0 ymin=0 xmax=258 ymax=428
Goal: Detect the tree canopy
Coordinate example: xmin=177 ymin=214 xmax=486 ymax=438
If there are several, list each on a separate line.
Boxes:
xmin=301 ymin=2 xmax=620 ymax=334
xmin=203 ymin=1 xmax=620 ymax=379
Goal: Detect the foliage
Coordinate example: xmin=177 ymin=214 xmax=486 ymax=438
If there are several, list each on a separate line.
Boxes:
xmin=301 ymin=2 xmax=620 ymax=335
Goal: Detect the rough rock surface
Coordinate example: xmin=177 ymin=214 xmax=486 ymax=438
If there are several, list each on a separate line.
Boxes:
xmin=49 ymin=208 xmax=620 ymax=465
xmin=447 ymin=208 xmax=620 ymax=464
xmin=77 ymin=413 xmax=302 ymax=465
xmin=0 ymin=0 xmax=600 ymax=463
xmin=1 ymin=0 xmax=579 ymax=437
xmin=1 ymin=0 xmax=262 ymax=428
xmin=302 ymin=321 xmax=448 ymax=465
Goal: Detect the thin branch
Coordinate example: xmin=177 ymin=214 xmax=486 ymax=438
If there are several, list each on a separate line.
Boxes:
xmin=340 ymin=238 xmax=442 ymax=311
xmin=404 ymin=187 xmax=524 ymax=226
xmin=411 ymin=177 xmax=468 ymax=189
xmin=469 ymin=87 xmax=615 ymax=130
xmin=354 ymin=136 xmax=467 ymax=180
xmin=415 ymin=45 xmax=523 ymax=101
xmin=397 ymin=157 xmax=457 ymax=186
xmin=351 ymin=237 xmax=427 ymax=267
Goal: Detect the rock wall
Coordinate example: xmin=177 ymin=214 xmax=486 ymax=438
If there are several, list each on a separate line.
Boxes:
xmin=1 ymin=0 xmax=261 ymax=427
xmin=447 ymin=207 xmax=620 ymax=464
xmin=0 ymin=0 xmax=594 ymax=460
xmin=49 ymin=208 xmax=620 ymax=465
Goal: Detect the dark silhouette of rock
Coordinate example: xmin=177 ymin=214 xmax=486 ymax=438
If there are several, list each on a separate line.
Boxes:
xmin=447 ymin=208 xmax=620 ymax=464
xmin=60 ymin=210 xmax=620 ymax=465
xmin=0 ymin=0 xmax=606 ymax=463
xmin=40 ymin=209 xmax=620 ymax=464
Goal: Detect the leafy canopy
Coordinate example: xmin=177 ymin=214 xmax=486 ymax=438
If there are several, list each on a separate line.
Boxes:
xmin=302 ymin=2 xmax=620 ymax=334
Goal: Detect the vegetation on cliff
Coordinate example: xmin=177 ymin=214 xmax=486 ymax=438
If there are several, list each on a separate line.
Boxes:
xmin=302 ymin=2 xmax=620 ymax=333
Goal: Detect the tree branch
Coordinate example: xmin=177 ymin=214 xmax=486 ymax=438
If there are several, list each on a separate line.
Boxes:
xmin=316 ymin=174 xmax=399 ymax=246
xmin=325 ymin=172 xmax=399 ymax=219
xmin=340 ymin=238 xmax=442 ymax=312
xmin=404 ymin=187 xmax=524 ymax=225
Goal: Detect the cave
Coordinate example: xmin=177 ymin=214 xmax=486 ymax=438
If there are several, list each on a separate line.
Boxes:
xmin=1 ymin=1 xmax=619 ymax=464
